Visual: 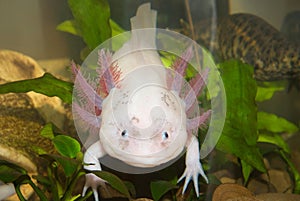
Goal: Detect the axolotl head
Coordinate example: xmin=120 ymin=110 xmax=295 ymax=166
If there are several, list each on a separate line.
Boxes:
xmin=99 ymin=78 xmax=188 ymax=168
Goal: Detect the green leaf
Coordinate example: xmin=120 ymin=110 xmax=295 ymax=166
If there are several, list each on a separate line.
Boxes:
xmin=40 ymin=123 xmax=55 ymax=139
xmin=150 ymin=180 xmax=178 ymax=201
xmin=80 ymin=46 xmax=92 ymax=61
xmin=68 ymin=0 xmax=111 ymax=50
xmin=41 ymin=154 xmax=79 ymax=177
xmin=52 ymin=135 xmax=81 ymax=158
xmin=279 ymin=150 xmax=300 ymax=193
xmin=56 ymin=20 xmax=82 ymax=36
xmin=110 ymin=19 xmax=125 ymax=37
xmin=258 ymin=133 xmax=291 ymax=153
xmin=0 ymin=73 xmax=73 ymax=103
xmin=256 ymin=84 xmax=284 ymax=102
xmin=257 ymin=111 xmax=298 ymax=133
xmin=217 ymin=135 xmax=266 ymax=172
xmin=0 ymin=160 xmax=27 ymax=183
xmin=241 ymin=159 xmax=253 ymax=183
xmin=94 ymin=171 xmax=131 ymax=198
xmin=216 ymin=60 xmax=266 ymax=172
xmin=123 ymin=181 xmax=136 ymax=198
xmin=32 ymin=146 xmax=48 ymax=155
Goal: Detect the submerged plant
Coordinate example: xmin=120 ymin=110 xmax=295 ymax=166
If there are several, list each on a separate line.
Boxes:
xmin=0 ymin=0 xmax=299 ymax=200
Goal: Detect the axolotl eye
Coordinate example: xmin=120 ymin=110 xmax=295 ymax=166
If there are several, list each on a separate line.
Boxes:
xmin=121 ymin=130 xmax=128 ymax=138
xmin=162 ymin=131 xmax=169 ymax=140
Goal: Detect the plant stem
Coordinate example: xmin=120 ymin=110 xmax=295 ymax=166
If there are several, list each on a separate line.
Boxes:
xmin=279 ymin=150 xmax=300 ymax=193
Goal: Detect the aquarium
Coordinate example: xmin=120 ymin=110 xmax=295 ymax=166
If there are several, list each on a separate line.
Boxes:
xmin=0 ymin=0 xmax=299 ymax=201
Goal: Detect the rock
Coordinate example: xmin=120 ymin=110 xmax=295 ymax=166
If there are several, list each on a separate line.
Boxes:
xmin=0 ymin=50 xmax=69 ymax=130
xmin=287 ymin=132 xmax=300 ymax=174
xmin=0 ymin=93 xmax=53 ymax=200
xmin=227 ymin=197 xmax=263 ymax=201
xmin=37 ymin=57 xmax=72 ymax=82
xmin=256 ymin=193 xmax=300 ymax=201
xmin=220 ymin=177 xmax=237 ymax=184
xmin=212 ymin=183 xmax=258 ymax=201
xmin=247 ymin=169 xmax=292 ymax=194
xmin=262 ymin=169 xmax=292 ymax=193
xmin=247 ymin=177 xmax=276 ymax=194
xmin=0 ymin=50 xmax=44 ymax=81
xmin=0 ymin=50 xmax=72 ymax=200
xmin=214 ymin=169 xmax=240 ymax=184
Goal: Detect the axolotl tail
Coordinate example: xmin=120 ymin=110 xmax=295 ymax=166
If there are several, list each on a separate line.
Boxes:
xmin=112 ymin=3 xmax=164 ymax=77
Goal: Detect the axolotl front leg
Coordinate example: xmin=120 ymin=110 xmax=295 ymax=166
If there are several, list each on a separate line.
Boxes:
xmin=82 ymin=140 xmax=107 ymax=201
xmin=178 ymin=134 xmax=208 ymax=197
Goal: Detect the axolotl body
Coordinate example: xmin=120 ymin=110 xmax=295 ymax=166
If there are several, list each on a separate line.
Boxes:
xmin=72 ymin=3 xmax=211 ymax=201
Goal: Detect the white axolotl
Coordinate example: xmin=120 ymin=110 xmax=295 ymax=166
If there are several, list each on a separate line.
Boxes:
xmin=72 ymin=3 xmax=211 ymax=201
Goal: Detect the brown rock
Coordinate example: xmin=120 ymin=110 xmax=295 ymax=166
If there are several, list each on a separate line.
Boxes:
xmin=0 ymin=50 xmax=72 ymax=200
xmin=256 ymin=193 xmax=300 ymax=201
xmin=247 ymin=178 xmax=276 ymax=194
xmin=227 ymin=196 xmax=263 ymax=201
xmin=0 ymin=50 xmax=68 ymax=130
xmin=0 ymin=50 xmax=44 ymax=81
xmin=212 ymin=183 xmax=255 ymax=201
xmin=261 ymin=169 xmax=292 ymax=193
xmin=247 ymin=169 xmax=291 ymax=194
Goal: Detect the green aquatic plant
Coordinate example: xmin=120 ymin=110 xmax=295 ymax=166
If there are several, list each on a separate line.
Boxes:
xmin=0 ymin=0 xmax=299 ymax=200
xmin=148 ymin=60 xmax=299 ymax=200
xmin=217 ymin=60 xmax=298 ymax=183
xmin=0 ymin=57 xmax=298 ymax=201
xmin=0 ymin=122 xmax=132 ymax=200
xmin=57 ymin=0 xmax=124 ymax=60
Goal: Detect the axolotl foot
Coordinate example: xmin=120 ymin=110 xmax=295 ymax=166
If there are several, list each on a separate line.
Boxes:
xmin=178 ymin=135 xmax=208 ymax=197
xmin=82 ymin=173 xmax=107 ymax=201
xmin=178 ymin=160 xmax=208 ymax=197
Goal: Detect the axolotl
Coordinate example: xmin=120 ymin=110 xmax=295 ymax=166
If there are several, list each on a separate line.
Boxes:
xmin=72 ymin=3 xmax=211 ymax=201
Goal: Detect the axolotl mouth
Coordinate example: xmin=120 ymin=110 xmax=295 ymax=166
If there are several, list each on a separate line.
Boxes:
xmin=99 ymin=124 xmax=188 ymax=168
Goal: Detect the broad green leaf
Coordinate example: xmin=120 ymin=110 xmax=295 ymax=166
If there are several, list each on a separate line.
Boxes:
xmin=257 ymin=111 xmax=298 ymax=133
xmin=56 ymin=20 xmax=82 ymax=36
xmin=150 ymin=180 xmax=178 ymax=201
xmin=0 ymin=160 xmax=27 ymax=183
xmin=110 ymin=19 xmax=125 ymax=36
xmin=94 ymin=171 xmax=131 ymax=198
xmin=52 ymin=135 xmax=81 ymax=158
xmin=123 ymin=181 xmax=136 ymax=198
xmin=206 ymin=65 xmax=222 ymax=99
xmin=68 ymin=0 xmax=111 ymax=50
xmin=41 ymin=154 xmax=79 ymax=177
xmin=40 ymin=123 xmax=55 ymax=139
xmin=219 ymin=60 xmax=258 ymax=145
xmin=217 ymin=135 xmax=266 ymax=172
xmin=216 ymin=60 xmax=266 ymax=172
xmin=258 ymin=133 xmax=291 ymax=153
xmin=256 ymin=85 xmax=284 ymax=102
xmin=241 ymin=159 xmax=253 ymax=183
xmin=80 ymin=46 xmax=92 ymax=61
xmin=0 ymin=73 xmax=73 ymax=103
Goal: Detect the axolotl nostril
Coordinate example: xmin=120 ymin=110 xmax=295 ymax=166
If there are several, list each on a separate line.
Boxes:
xmin=72 ymin=3 xmax=211 ymax=201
